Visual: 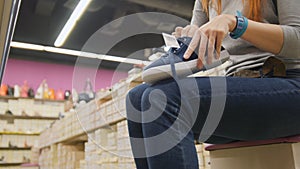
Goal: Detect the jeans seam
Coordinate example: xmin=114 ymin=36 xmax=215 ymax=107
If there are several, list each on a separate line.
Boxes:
xmin=174 ymin=118 xmax=188 ymax=169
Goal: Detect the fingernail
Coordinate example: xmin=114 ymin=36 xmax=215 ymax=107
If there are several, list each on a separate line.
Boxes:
xmin=183 ymin=55 xmax=188 ymax=59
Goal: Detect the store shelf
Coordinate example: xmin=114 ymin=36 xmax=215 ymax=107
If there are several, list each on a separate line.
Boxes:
xmin=0 ymin=147 xmax=31 ymax=150
xmin=0 ymin=162 xmax=23 ymax=166
xmin=0 ymin=131 xmax=39 ymax=135
xmin=0 ymin=114 xmax=58 ymax=120
xmin=0 ymin=96 xmax=65 ymax=103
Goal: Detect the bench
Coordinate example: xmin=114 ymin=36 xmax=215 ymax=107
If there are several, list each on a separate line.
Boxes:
xmin=205 ymin=135 xmax=300 ymax=169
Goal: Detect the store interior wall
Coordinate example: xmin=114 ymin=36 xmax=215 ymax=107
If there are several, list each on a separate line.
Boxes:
xmin=2 ymin=58 xmax=128 ymax=92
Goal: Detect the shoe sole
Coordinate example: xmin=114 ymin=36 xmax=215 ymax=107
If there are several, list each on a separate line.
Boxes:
xmin=142 ymin=50 xmax=230 ymax=84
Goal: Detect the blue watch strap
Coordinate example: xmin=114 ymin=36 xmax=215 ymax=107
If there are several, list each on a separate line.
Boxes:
xmin=230 ymin=11 xmax=248 ymax=39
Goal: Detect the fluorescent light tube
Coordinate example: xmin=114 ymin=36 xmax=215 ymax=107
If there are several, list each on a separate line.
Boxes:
xmin=10 ymin=41 xmax=149 ymax=65
xmin=44 ymin=46 xmax=81 ymax=56
xmin=10 ymin=41 xmax=44 ymax=51
xmin=54 ymin=0 xmax=92 ymax=47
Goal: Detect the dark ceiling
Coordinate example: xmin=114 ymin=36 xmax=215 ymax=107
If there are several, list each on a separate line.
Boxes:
xmin=10 ymin=0 xmax=195 ymax=70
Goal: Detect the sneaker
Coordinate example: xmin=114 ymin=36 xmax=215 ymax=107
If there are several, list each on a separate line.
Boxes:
xmin=142 ymin=37 xmax=230 ymax=84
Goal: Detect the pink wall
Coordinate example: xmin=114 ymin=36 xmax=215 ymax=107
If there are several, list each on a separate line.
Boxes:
xmin=2 ymin=59 xmax=128 ymax=92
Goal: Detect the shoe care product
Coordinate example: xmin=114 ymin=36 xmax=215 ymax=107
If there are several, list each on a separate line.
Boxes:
xmin=14 ymin=85 xmax=20 ymax=97
xmin=56 ymin=89 xmax=64 ymax=100
xmin=35 ymin=80 xmax=45 ymax=99
xmin=7 ymin=86 xmax=14 ymax=96
xmin=64 ymin=90 xmax=71 ymax=100
xmin=28 ymin=88 xmax=34 ymax=98
xmin=0 ymin=84 xmax=8 ymax=96
xmin=49 ymin=88 xmax=55 ymax=100
xmin=21 ymin=81 xmax=29 ymax=97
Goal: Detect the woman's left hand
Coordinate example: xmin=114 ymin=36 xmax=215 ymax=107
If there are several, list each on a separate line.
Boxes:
xmin=183 ymin=14 xmax=236 ymax=68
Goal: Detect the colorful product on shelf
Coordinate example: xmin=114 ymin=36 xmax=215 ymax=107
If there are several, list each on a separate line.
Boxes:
xmin=21 ymin=81 xmax=29 ymax=98
xmin=43 ymin=82 xmax=49 ymax=99
xmin=56 ymin=89 xmax=64 ymax=100
xmin=49 ymin=88 xmax=55 ymax=100
xmin=14 ymin=85 xmax=20 ymax=97
xmin=28 ymin=88 xmax=34 ymax=98
xmin=64 ymin=90 xmax=71 ymax=100
xmin=0 ymin=84 xmax=8 ymax=96
xmin=35 ymin=82 xmax=43 ymax=99
xmin=7 ymin=85 xmax=14 ymax=96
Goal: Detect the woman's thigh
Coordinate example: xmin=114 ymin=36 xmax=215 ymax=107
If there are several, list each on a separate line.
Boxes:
xmin=134 ymin=77 xmax=300 ymax=143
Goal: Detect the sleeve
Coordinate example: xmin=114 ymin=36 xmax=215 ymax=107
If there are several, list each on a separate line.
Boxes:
xmin=277 ymin=0 xmax=300 ymax=58
xmin=190 ymin=0 xmax=209 ymax=26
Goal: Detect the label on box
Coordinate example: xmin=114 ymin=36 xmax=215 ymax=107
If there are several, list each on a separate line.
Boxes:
xmin=162 ymin=33 xmax=180 ymax=48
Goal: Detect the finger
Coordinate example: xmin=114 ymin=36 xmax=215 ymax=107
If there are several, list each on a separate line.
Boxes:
xmin=207 ymin=33 xmax=216 ymax=65
xmin=183 ymin=31 xmax=201 ymax=59
xmin=175 ymin=27 xmax=183 ymax=38
xmin=172 ymin=32 xmax=179 ymax=38
xmin=215 ymin=34 xmax=224 ymax=59
xmin=198 ymin=33 xmax=208 ymax=68
xmin=181 ymin=26 xmax=190 ymax=37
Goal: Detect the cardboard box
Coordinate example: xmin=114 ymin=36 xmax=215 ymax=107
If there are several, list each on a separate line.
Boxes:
xmin=209 ymin=142 xmax=300 ymax=169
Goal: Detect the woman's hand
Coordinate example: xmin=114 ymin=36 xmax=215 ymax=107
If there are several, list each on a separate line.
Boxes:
xmin=183 ymin=14 xmax=236 ymax=68
xmin=172 ymin=25 xmax=199 ymax=38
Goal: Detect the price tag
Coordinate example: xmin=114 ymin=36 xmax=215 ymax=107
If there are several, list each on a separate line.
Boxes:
xmin=162 ymin=33 xmax=180 ymax=48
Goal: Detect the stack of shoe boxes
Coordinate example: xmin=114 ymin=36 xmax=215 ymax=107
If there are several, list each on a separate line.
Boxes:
xmin=39 ymin=144 xmax=58 ymax=169
xmin=39 ymin=143 xmax=84 ymax=169
xmin=84 ymin=133 xmax=98 ymax=169
xmin=95 ymin=126 xmax=118 ymax=169
xmin=117 ymin=120 xmax=135 ymax=169
xmin=57 ymin=144 xmax=84 ymax=169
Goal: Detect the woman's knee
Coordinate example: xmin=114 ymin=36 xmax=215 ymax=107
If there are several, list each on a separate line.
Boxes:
xmin=126 ymin=83 xmax=150 ymax=112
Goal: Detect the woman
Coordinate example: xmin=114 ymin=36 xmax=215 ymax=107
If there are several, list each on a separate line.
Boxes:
xmin=126 ymin=0 xmax=300 ymax=168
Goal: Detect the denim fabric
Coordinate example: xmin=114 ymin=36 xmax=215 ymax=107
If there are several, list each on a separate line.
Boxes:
xmin=126 ymin=76 xmax=300 ymax=169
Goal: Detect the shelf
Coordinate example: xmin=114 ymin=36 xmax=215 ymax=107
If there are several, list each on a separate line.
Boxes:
xmin=0 ymin=131 xmax=39 ymax=135
xmin=0 ymin=96 xmax=66 ymax=103
xmin=0 ymin=147 xmax=31 ymax=150
xmin=0 ymin=162 xmax=23 ymax=166
xmin=0 ymin=114 xmax=58 ymax=120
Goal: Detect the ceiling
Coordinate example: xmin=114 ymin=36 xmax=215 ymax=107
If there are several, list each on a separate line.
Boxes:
xmin=10 ymin=0 xmax=195 ymax=70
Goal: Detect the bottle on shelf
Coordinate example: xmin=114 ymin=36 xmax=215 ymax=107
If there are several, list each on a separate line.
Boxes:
xmin=7 ymin=85 xmax=14 ymax=96
xmin=21 ymin=81 xmax=29 ymax=98
xmin=78 ymin=78 xmax=95 ymax=103
xmin=49 ymin=88 xmax=55 ymax=100
xmin=27 ymin=88 xmax=34 ymax=98
xmin=0 ymin=84 xmax=8 ymax=96
xmin=14 ymin=85 xmax=20 ymax=97
xmin=64 ymin=90 xmax=71 ymax=100
xmin=43 ymin=82 xmax=49 ymax=99
xmin=56 ymin=89 xmax=64 ymax=100
xmin=84 ymin=78 xmax=95 ymax=99
xmin=35 ymin=80 xmax=45 ymax=99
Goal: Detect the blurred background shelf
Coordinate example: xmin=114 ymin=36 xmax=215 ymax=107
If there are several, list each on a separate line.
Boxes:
xmin=0 ymin=114 xmax=58 ymax=120
xmin=0 ymin=147 xmax=31 ymax=150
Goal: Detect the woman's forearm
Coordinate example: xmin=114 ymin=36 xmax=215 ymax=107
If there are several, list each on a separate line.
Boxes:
xmin=242 ymin=20 xmax=284 ymax=55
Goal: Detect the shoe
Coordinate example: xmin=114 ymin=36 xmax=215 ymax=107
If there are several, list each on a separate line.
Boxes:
xmin=142 ymin=37 xmax=230 ymax=84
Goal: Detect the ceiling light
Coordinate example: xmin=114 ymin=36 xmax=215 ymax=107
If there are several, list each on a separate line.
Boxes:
xmin=10 ymin=41 xmax=44 ymax=51
xmin=44 ymin=46 xmax=81 ymax=56
xmin=10 ymin=41 xmax=149 ymax=65
xmin=54 ymin=0 xmax=92 ymax=47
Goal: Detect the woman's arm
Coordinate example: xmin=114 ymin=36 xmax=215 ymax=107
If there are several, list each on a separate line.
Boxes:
xmin=242 ymin=19 xmax=283 ymax=55
xmin=184 ymin=0 xmax=300 ymax=68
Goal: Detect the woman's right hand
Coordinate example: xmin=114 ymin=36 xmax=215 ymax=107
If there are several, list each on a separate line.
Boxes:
xmin=172 ymin=25 xmax=199 ymax=38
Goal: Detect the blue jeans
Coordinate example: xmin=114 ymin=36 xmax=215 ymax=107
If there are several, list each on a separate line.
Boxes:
xmin=126 ymin=76 xmax=300 ymax=169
